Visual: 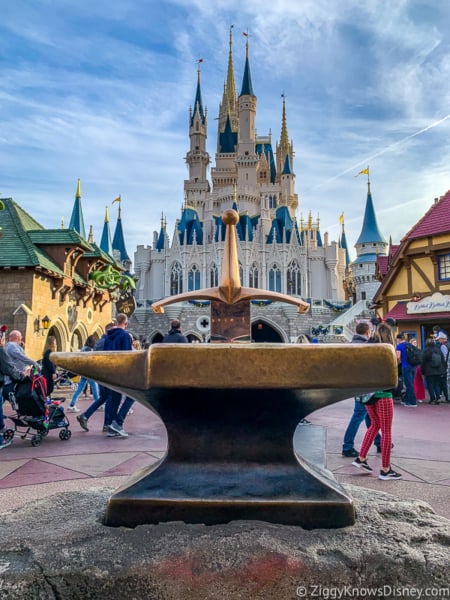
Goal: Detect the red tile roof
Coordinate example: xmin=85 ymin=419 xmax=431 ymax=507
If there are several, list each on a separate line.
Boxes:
xmin=384 ymin=301 xmax=450 ymax=322
xmin=404 ymin=190 xmax=450 ymax=240
xmin=376 ymin=255 xmax=389 ymax=277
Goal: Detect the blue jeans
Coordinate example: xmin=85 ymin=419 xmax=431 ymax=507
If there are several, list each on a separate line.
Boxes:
xmin=105 ymin=391 xmax=134 ymax=428
xmin=402 ymin=365 xmax=417 ymax=405
xmin=83 ymin=384 xmax=110 ymax=422
xmin=70 ymin=378 xmax=100 ymax=407
xmin=342 ymin=398 xmax=381 ymax=452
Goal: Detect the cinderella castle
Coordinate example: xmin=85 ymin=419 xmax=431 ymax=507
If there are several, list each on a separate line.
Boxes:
xmin=130 ymin=30 xmax=373 ymax=343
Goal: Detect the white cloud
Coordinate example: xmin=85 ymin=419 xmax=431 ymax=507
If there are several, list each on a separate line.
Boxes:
xmin=1 ymin=0 xmax=450 ymax=265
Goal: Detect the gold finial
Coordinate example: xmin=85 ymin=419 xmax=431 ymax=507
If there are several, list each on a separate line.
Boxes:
xmin=88 ymin=225 xmax=94 ymax=243
xmin=105 ymin=206 xmax=109 ymax=223
xmin=76 ymin=178 xmax=81 ymax=199
xmin=61 ymin=216 xmax=65 ymax=229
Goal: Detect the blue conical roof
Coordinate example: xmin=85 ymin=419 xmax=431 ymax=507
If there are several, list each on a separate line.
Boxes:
xmin=68 ymin=179 xmax=86 ymax=240
xmin=240 ymin=50 xmax=254 ymax=96
xmin=282 ymin=154 xmax=292 ymax=175
xmin=355 ymin=184 xmax=386 ymax=245
xmin=219 ymin=114 xmax=237 ymax=153
xmin=112 ymin=207 xmax=130 ymax=263
xmin=190 ymin=69 xmax=205 ymax=127
xmin=340 ymin=228 xmax=351 ymax=267
xmin=99 ymin=207 xmax=113 ymax=256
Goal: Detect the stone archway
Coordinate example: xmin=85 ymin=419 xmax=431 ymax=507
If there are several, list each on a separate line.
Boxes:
xmin=251 ymin=320 xmax=284 ymax=343
xmin=150 ymin=332 xmax=164 ymax=344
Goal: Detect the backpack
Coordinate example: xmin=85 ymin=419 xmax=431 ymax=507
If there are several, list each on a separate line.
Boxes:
xmin=405 ymin=343 xmax=422 ymax=366
xmin=431 ymin=351 xmax=443 ymax=369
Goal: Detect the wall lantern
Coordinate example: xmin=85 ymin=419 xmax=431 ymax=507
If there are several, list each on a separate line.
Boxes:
xmin=34 ymin=315 xmax=51 ymax=335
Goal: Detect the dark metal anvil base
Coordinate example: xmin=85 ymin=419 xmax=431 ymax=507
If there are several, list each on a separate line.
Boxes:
xmin=104 ymin=387 xmax=355 ymax=529
xmin=52 ymin=344 xmax=398 ymax=529
xmin=105 ymin=461 xmax=354 ymax=529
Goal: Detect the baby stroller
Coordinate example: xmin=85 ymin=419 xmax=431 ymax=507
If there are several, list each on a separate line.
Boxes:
xmin=4 ymin=372 xmax=71 ymax=447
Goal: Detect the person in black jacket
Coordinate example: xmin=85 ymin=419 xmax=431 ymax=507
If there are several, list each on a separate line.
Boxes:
xmin=0 ymin=331 xmax=30 ymax=449
xmin=162 ymin=320 xmax=189 ymax=344
xmin=41 ymin=336 xmax=57 ymax=397
xmin=421 ymin=338 xmax=446 ymax=404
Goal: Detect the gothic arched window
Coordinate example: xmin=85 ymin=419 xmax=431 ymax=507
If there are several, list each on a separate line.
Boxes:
xmin=210 ymin=263 xmax=218 ymax=287
xmin=188 ymin=264 xmax=201 ymax=291
xmin=249 ymin=262 xmax=259 ymax=288
xmin=269 ymin=263 xmax=281 ymax=293
xmin=287 ymin=259 xmax=301 ymax=296
xmin=170 ymin=262 xmax=183 ymax=295
xmin=269 ymin=195 xmax=277 ymax=209
xmin=239 ymin=262 xmax=244 ymax=286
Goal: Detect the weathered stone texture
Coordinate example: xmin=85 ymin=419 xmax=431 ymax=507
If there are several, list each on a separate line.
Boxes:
xmin=0 ymin=485 xmax=448 ymax=599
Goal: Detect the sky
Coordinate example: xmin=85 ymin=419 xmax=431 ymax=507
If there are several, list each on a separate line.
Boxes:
xmin=1 ymin=0 xmax=450 ymax=263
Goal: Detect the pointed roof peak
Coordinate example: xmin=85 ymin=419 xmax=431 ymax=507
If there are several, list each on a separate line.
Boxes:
xmin=355 ymin=181 xmax=386 ymax=246
xmin=280 ymin=94 xmax=289 ymax=152
xmin=191 ymin=59 xmax=206 ymax=126
xmin=240 ymin=32 xmax=254 ymax=97
xmin=69 ymin=179 xmax=86 ymax=239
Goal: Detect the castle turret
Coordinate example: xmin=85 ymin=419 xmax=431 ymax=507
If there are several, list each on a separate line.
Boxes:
xmin=68 ymin=179 xmax=86 ymax=240
xmin=236 ymin=34 xmax=258 ymax=194
xmin=350 ymin=170 xmax=387 ymax=302
xmin=112 ymin=199 xmax=131 ymax=271
xmin=99 ymin=206 xmax=113 ymax=256
xmin=184 ymin=59 xmax=210 ymax=218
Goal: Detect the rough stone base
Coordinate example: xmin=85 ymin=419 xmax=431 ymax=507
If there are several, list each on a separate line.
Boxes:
xmin=1 ymin=485 xmax=449 ymax=599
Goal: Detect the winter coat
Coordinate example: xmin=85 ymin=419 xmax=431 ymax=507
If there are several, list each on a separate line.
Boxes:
xmin=0 ymin=347 xmax=26 ymax=387
xmin=351 ymin=333 xmax=369 ymax=344
xmin=421 ymin=346 xmax=446 ymax=377
xmin=162 ymin=328 xmax=188 ymax=344
xmin=104 ymin=327 xmax=133 ymax=351
xmin=41 ymin=348 xmax=56 ymax=395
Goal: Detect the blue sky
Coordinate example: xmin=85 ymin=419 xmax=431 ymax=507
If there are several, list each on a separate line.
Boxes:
xmin=1 ymin=0 xmax=450 ymax=262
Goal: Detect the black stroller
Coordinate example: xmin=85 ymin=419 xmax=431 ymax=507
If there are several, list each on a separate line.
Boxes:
xmin=4 ymin=373 xmax=71 ymax=446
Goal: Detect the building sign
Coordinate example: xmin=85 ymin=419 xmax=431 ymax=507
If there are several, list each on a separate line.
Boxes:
xmin=407 ymin=292 xmax=450 ymax=314
xmin=116 ymin=293 xmax=136 ymax=317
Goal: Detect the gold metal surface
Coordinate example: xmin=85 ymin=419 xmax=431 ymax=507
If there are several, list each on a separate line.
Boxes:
xmin=52 ymin=342 xmax=397 ymax=393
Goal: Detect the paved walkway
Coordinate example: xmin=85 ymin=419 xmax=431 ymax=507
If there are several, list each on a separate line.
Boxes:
xmin=0 ymin=392 xmax=449 ymax=520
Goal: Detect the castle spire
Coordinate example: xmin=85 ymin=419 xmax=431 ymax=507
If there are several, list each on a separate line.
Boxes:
xmin=280 ymin=94 xmax=289 ymax=153
xmin=112 ymin=199 xmax=131 ymax=268
xmin=240 ymin=31 xmax=254 ymax=97
xmin=355 ymin=177 xmax=386 ymax=247
xmin=226 ymin=25 xmax=237 ymax=116
xmin=68 ymin=178 xmax=86 ymax=239
xmin=100 ymin=206 xmax=113 ymax=256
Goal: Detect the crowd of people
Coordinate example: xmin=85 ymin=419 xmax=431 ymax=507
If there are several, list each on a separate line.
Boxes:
xmin=0 ymin=316 xmax=189 ymax=448
xmin=1 ymin=317 xmax=448 ymax=479
xmin=341 ymin=319 xmax=450 ymax=482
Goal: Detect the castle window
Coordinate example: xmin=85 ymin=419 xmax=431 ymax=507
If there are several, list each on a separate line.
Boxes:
xmin=239 ymin=262 xmax=244 ymax=285
xmin=210 ymin=263 xmax=218 ymax=287
xmin=170 ymin=262 xmax=183 ymax=295
xmin=249 ymin=262 xmax=259 ymax=288
xmin=188 ymin=264 xmax=201 ymax=291
xmin=438 ymin=254 xmax=450 ymax=280
xmin=269 ymin=264 xmax=281 ymax=293
xmin=287 ymin=260 xmax=301 ymax=296
xmin=269 ymin=195 xmax=277 ymax=209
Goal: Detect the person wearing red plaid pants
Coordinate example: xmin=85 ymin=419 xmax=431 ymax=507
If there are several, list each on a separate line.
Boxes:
xmin=351 ymin=322 xmax=402 ymax=480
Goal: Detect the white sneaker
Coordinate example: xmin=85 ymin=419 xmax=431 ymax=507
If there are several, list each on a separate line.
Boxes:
xmin=109 ymin=421 xmax=128 ymax=437
xmin=67 ymin=406 xmax=80 ymax=413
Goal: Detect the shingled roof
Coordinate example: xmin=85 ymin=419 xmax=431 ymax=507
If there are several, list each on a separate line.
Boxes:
xmin=0 ymin=198 xmax=116 ymax=278
xmin=403 ymin=190 xmax=450 ymax=241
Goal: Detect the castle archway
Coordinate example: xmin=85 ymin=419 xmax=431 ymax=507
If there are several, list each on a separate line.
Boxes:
xmin=251 ymin=320 xmax=284 ymax=343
